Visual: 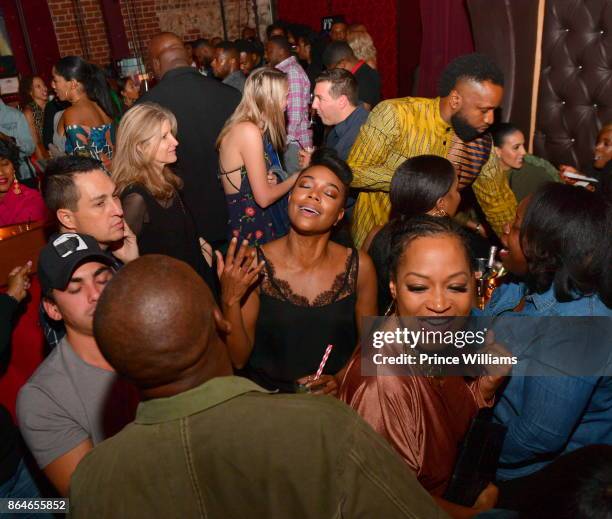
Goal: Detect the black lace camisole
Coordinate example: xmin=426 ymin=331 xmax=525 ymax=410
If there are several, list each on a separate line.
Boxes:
xmin=244 ymin=247 xmax=359 ymax=392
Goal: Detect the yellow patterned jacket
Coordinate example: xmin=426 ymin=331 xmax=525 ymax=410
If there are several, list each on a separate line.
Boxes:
xmin=347 ymin=96 xmax=517 ymax=248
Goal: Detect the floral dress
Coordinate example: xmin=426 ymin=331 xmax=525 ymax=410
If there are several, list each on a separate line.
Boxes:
xmin=219 ymin=136 xmax=290 ymax=247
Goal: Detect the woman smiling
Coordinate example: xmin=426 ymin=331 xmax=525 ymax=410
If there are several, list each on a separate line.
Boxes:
xmin=217 ymin=148 xmax=377 ymax=393
xmin=339 ymin=216 xmax=506 ymax=519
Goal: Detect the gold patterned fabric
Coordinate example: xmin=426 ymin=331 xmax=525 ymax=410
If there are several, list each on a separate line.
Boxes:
xmin=347 ymin=96 xmax=517 ymax=247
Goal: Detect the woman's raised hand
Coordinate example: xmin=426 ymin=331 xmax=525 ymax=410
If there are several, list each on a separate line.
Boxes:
xmin=215 ymin=237 xmax=265 ymax=307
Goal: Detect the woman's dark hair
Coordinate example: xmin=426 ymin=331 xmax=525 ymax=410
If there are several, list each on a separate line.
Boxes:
xmin=18 ymin=76 xmax=36 ymax=106
xmin=116 ymin=76 xmax=130 ymax=93
xmin=521 ymin=182 xmax=612 ymax=307
xmin=389 ymin=155 xmax=456 ymax=220
xmin=522 ymin=445 xmax=612 ymax=519
xmin=302 ymin=147 xmax=353 ymax=200
xmin=387 ymin=215 xmax=472 ymax=279
xmin=0 ymin=137 xmax=21 ymax=172
xmin=491 ymin=122 xmax=522 ymax=147
xmin=54 ymin=56 xmax=117 ymax=119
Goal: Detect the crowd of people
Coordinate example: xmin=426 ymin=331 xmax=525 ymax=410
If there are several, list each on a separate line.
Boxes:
xmin=1 ymin=17 xmax=611 ymax=519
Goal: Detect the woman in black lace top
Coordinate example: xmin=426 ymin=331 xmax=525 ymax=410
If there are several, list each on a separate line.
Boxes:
xmin=217 ymin=148 xmax=377 ymax=393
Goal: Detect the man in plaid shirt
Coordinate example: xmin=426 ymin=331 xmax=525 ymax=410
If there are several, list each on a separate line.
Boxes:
xmin=266 ymin=36 xmax=312 ymax=174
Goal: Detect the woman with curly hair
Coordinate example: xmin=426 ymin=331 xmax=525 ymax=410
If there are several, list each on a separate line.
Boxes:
xmin=0 ymin=137 xmax=47 ymax=226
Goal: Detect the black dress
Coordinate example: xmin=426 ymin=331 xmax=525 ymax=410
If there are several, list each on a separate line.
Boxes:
xmin=244 ymin=247 xmax=359 ymax=392
xmin=121 ymin=184 xmax=219 ymax=299
xmin=137 ymin=67 xmax=241 ymax=243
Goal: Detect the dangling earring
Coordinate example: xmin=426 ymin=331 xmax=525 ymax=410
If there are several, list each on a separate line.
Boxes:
xmin=384 ymin=299 xmax=396 ymax=316
xmin=12 ymin=178 xmax=21 ymax=195
xmin=431 ymin=207 xmax=448 ymax=217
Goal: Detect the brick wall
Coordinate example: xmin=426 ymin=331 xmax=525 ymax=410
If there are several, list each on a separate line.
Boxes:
xmin=47 ymin=0 xmax=112 ymax=64
xmin=47 ymin=0 xmax=272 ymax=69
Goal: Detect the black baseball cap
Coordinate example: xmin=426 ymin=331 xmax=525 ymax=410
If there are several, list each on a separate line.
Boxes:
xmin=38 ymin=233 xmax=115 ymax=294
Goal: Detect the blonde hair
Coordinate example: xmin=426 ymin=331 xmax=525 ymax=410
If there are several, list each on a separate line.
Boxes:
xmin=112 ymin=102 xmax=183 ymax=200
xmin=216 ymin=68 xmax=288 ymax=151
xmin=347 ymin=31 xmax=377 ymax=69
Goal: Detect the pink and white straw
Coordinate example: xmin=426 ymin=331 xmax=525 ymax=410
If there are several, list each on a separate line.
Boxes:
xmin=314 ymin=344 xmax=334 ymax=380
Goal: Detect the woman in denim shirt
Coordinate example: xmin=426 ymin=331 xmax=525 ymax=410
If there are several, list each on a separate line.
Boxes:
xmin=482 ymin=183 xmax=612 ymax=511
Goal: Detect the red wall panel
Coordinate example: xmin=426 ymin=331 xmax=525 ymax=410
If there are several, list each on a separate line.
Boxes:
xmin=0 ymin=0 xmax=31 ymax=77
xmin=0 ymin=0 xmax=60 ymax=83
xmin=277 ymin=0 xmax=399 ymax=99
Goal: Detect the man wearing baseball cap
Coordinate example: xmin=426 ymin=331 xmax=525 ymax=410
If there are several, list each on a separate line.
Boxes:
xmin=40 ymin=155 xmax=140 ymax=349
xmin=16 ymin=233 xmax=137 ymax=496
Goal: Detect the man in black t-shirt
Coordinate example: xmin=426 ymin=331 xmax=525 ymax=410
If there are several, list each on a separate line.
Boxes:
xmin=323 ymin=41 xmax=380 ymax=110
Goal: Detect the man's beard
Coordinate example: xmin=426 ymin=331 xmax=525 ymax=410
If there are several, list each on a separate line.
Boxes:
xmin=451 ymin=112 xmax=484 ymax=142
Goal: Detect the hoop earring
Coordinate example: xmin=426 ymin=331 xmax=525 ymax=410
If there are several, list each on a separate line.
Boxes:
xmin=431 ymin=207 xmax=448 ymax=217
xmin=384 ymin=299 xmax=396 ymax=316
xmin=12 ymin=178 xmax=21 ymax=195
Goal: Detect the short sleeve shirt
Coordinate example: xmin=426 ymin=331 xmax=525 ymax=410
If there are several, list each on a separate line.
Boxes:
xmin=16 ymin=337 xmax=134 ymax=468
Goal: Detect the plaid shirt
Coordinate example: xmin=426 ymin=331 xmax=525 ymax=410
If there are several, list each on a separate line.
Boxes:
xmin=275 ymin=56 xmax=312 ymax=147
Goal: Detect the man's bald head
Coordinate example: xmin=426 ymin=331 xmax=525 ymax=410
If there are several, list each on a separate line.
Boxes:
xmin=93 ymin=255 xmax=232 ymax=399
xmin=148 ymin=32 xmax=190 ymax=79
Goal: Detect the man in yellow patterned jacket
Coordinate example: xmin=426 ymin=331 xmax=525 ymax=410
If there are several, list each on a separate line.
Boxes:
xmin=348 ymin=53 xmax=517 ymax=247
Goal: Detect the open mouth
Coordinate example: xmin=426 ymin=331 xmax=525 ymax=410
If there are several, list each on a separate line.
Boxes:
xmin=299 ymin=205 xmax=321 ymax=216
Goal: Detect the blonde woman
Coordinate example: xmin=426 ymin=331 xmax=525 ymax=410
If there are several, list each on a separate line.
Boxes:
xmin=112 ymin=102 xmax=218 ymax=295
xmin=347 ymin=30 xmax=377 ymax=70
xmin=217 ymin=68 xmax=298 ymax=246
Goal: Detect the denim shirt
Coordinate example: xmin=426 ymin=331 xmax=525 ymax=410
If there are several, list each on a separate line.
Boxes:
xmin=482 ymin=282 xmax=612 ymax=480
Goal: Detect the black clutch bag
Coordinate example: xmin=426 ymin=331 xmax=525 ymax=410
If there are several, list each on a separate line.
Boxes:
xmin=443 ymin=408 xmax=507 ymax=506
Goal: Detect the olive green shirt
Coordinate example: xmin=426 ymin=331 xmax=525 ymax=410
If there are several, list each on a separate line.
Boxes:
xmin=70 ymin=376 xmax=446 ymax=519
xmin=506 ymin=154 xmax=560 ymax=202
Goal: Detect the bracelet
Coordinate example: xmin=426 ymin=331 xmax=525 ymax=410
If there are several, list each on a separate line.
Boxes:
xmin=475 ymin=223 xmax=482 ymax=233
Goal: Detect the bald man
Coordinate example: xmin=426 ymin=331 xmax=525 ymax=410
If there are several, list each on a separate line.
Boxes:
xmin=70 ymin=255 xmax=447 ymax=519
xmin=138 ymin=32 xmax=240 ymax=247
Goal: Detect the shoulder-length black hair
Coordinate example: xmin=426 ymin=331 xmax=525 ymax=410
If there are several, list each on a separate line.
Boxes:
xmin=54 ymin=56 xmax=117 ymax=119
xmin=521 ymin=183 xmax=612 ymax=307
xmin=389 ymin=155 xmax=456 ymax=220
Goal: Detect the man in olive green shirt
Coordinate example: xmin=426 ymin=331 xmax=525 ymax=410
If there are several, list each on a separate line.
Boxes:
xmin=70 ymin=255 xmax=447 ymax=519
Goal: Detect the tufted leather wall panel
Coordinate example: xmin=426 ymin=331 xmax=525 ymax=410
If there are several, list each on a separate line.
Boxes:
xmin=469 ymin=0 xmax=612 ymax=170
xmin=467 ymin=0 xmax=539 ymax=141
xmin=534 ymin=0 xmax=612 ymax=170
